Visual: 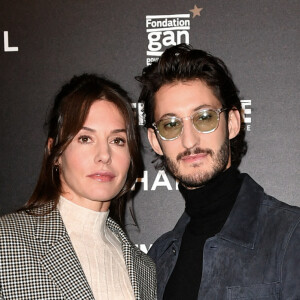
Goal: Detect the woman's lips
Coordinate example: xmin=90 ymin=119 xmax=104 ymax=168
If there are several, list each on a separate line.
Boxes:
xmin=181 ymin=153 xmax=208 ymax=163
xmin=87 ymin=172 xmax=116 ymax=182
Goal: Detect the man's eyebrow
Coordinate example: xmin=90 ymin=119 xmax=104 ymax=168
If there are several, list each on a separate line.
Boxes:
xmin=158 ymin=105 xmax=214 ymax=119
xmin=193 ymin=104 xmax=214 ymax=111
xmin=158 ymin=112 xmax=177 ymax=119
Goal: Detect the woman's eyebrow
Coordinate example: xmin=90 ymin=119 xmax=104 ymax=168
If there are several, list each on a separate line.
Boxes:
xmin=111 ymin=129 xmax=126 ymax=134
xmin=81 ymin=126 xmax=96 ymax=132
xmin=81 ymin=127 xmax=126 ymax=134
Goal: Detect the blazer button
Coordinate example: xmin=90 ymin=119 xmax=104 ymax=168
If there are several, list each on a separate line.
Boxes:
xmin=172 ymin=247 xmax=176 ymax=255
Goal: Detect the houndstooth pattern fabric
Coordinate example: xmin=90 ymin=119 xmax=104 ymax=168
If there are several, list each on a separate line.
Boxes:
xmin=0 ymin=203 xmax=157 ymax=300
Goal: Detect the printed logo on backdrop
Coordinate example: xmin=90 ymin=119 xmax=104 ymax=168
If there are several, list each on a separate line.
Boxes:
xmin=3 ymin=31 xmax=19 ymax=52
xmin=135 ymin=244 xmax=152 ymax=254
xmin=146 ymin=5 xmax=203 ymax=66
xmin=241 ymin=100 xmax=252 ymax=131
xmin=132 ymin=170 xmax=179 ymax=192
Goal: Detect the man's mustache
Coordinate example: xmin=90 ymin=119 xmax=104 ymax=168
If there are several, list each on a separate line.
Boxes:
xmin=177 ymin=147 xmax=214 ymax=161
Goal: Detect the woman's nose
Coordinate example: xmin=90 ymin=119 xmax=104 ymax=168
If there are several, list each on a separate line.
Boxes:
xmin=94 ymin=144 xmax=111 ymax=164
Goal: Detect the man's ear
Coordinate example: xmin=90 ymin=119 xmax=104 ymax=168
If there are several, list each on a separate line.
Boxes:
xmin=228 ymin=109 xmax=241 ymax=140
xmin=147 ymin=128 xmax=164 ymax=156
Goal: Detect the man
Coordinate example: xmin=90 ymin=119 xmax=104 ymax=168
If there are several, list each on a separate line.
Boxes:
xmin=136 ymin=44 xmax=300 ymax=299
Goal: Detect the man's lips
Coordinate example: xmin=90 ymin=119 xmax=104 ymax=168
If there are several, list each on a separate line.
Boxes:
xmin=87 ymin=172 xmax=116 ymax=182
xmin=180 ymin=153 xmax=208 ymax=163
xmin=177 ymin=148 xmax=213 ymax=162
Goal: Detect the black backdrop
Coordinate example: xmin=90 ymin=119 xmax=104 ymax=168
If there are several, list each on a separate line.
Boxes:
xmin=1 ymin=0 xmax=299 ymax=252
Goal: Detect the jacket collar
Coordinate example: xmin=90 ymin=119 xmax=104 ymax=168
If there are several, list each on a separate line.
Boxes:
xmin=106 ymin=217 xmax=131 ymax=245
xmin=172 ymin=211 xmax=191 ymax=241
xmin=107 ymin=218 xmax=157 ymax=300
xmin=34 ymin=204 xmax=95 ymax=299
xmin=106 ymin=217 xmax=142 ymax=300
xmin=172 ymin=174 xmax=264 ymax=250
xmin=34 ymin=202 xmax=66 ymax=243
xmin=217 ymin=174 xmax=264 ymax=249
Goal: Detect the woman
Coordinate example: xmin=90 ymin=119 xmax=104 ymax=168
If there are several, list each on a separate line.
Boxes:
xmin=0 ymin=74 xmax=156 ymax=300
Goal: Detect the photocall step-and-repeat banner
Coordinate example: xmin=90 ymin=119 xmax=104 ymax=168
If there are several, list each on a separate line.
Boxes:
xmin=1 ymin=1 xmax=299 ymax=253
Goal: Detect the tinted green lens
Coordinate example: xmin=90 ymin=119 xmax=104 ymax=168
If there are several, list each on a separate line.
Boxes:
xmin=157 ymin=117 xmax=182 ymax=140
xmin=193 ymin=110 xmax=218 ymax=133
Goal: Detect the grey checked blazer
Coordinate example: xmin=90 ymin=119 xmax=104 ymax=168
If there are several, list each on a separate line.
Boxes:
xmin=0 ymin=203 xmax=157 ymax=300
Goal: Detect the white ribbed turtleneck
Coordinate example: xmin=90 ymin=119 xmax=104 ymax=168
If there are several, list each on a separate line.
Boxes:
xmin=57 ymin=196 xmax=135 ymax=300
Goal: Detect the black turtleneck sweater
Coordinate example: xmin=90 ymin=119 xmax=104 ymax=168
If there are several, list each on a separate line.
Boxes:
xmin=163 ymin=167 xmax=243 ymax=300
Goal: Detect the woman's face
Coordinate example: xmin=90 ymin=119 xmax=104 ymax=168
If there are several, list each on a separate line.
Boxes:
xmin=58 ymin=100 xmax=131 ymax=211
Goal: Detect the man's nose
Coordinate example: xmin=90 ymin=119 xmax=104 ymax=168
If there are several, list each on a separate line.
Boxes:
xmin=181 ymin=119 xmax=199 ymax=150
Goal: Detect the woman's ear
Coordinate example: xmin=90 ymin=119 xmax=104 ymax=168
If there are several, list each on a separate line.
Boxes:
xmin=148 ymin=128 xmax=164 ymax=156
xmin=48 ymin=138 xmax=62 ymax=166
xmin=47 ymin=138 xmax=54 ymax=153
xmin=228 ymin=109 xmax=241 ymax=140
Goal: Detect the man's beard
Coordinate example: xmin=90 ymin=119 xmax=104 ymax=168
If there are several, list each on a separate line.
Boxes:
xmin=165 ymin=136 xmax=230 ymax=188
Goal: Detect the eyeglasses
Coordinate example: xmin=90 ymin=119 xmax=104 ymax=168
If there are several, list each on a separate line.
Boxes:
xmin=152 ymin=108 xmax=227 ymax=141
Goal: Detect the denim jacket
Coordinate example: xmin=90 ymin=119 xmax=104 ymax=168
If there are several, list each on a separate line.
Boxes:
xmin=149 ymin=174 xmax=300 ymax=300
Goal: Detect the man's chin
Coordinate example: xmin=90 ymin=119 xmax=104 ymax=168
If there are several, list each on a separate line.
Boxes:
xmin=175 ymin=171 xmax=215 ymax=188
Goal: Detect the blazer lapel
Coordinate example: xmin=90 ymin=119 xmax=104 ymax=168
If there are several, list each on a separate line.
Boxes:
xmin=34 ymin=206 xmax=94 ymax=299
xmin=107 ymin=218 xmax=157 ymax=300
xmin=106 ymin=218 xmax=141 ymax=298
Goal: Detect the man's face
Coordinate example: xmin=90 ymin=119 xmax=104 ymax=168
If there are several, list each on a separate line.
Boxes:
xmin=148 ymin=80 xmax=240 ymax=188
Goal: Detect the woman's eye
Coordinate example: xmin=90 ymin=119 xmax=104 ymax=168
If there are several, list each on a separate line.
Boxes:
xmin=112 ymin=137 xmax=126 ymax=146
xmin=78 ymin=135 xmax=92 ymax=144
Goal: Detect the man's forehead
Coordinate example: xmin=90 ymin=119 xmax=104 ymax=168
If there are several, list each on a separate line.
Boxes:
xmin=153 ymin=80 xmax=221 ymax=118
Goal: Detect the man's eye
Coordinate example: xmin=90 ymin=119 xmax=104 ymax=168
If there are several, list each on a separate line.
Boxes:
xmin=78 ymin=135 xmax=92 ymax=143
xmin=198 ymin=113 xmax=213 ymax=121
xmin=163 ymin=120 xmax=181 ymax=129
